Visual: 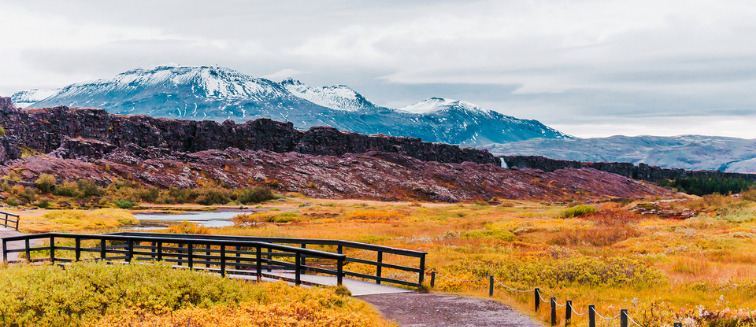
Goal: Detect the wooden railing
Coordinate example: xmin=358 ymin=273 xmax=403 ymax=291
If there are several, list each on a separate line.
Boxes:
xmin=112 ymin=232 xmax=428 ymax=288
xmin=1 ymin=233 xmax=346 ymax=286
xmin=0 ymin=211 xmax=19 ymax=230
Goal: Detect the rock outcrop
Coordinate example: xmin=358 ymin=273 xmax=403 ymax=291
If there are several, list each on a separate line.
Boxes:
xmin=503 ymin=155 xmax=756 ymax=182
xmin=0 ymin=97 xmax=499 ymax=166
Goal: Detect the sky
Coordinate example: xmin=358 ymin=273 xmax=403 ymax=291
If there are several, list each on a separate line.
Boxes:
xmin=2 ymin=0 xmax=756 ymax=138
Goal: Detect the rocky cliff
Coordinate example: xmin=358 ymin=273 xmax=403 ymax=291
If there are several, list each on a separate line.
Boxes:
xmin=0 ymin=97 xmax=499 ymax=166
xmin=503 ymin=155 xmax=756 ymax=182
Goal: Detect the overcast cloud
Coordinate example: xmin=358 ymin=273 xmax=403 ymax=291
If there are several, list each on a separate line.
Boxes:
xmin=2 ymin=0 xmax=756 ymax=138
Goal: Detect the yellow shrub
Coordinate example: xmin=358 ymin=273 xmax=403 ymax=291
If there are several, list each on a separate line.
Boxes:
xmin=28 ymin=209 xmax=139 ymax=232
xmin=344 ymin=210 xmax=404 ymax=221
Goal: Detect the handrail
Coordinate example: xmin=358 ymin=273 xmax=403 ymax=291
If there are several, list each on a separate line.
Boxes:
xmin=110 ymin=232 xmax=427 ymax=287
xmin=0 ymin=211 xmax=19 ymax=230
xmin=2 ymin=232 xmax=347 ymax=286
xmin=2 ymin=232 xmax=427 ymax=288
xmin=112 ymin=232 xmax=427 ymax=257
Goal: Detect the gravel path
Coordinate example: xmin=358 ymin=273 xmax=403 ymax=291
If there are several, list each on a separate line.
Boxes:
xmin=358 ymin=292 xmax=543 ymax=327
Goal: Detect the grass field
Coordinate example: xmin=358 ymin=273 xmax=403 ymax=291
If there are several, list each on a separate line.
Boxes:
xmin=8 ymin=192 xmax=756 ymax=327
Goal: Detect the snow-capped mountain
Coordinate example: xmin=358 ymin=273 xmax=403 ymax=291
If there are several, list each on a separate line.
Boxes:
xmin=401 ymin=97 xmax=492 ymax=116
xmin=11 ymin=65 xmax=569 ymax=145
xmin=11 ymin=88 xmax=60 ymax=107
xmin=281 ymin=78 xmax=375 ymax=112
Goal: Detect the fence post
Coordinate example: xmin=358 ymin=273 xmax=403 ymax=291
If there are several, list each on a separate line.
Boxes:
xmin=565 ymin=301 xmax=572 ymax=326
xmin=2 ymin=239 xmax=7 ymax=262
xmin=621 ymin=309 xmax=628 ymax=327
xmin=419 ymin=254 xmax=426 ymax=285
xmin=50 ymin=235 xmax=55 ymax=263
xmin=25 ymin=238 xmax=30 ymax=262
xmin=235 ymin=245 xmax=241 ymax=270
xmin=535 ymin=288 xmax=541 ymax=312
xmin=157 ymin=242 xmax=163 ymax=261
xmin=256 ymin=245 xmax=262 ymax=281
xmin=151 ymin=241 xmax=156 ymax=259
xmin=376 ymin=251 xmax=383 ymax=284
xmin=295 ymin=252 xmax=301 ymax=286
xmin=337 ymin=257 xmax=344 ymax=286
xmin=127 ymin=239 xmax=134 ymax=263
xmin=220 ymin=245 xmax=226 ymax=277
xmin=489 ymin=275 xmax=494 ymax=296
xmin=301 ymin=244 xmax=307 ymax=270
xmin=267 ymin=246 xmax=272 ymax=272
xmin=550 ymin=298 xmax=557 ymax=326
xmin=177 ymin=243 xmax=183 ymax=266
xmin=430 ymin=271 xmax=436 ymax=288
xmin=205 ymin=243 xmax=211 ymax=268
xmin=75 ymin=237 xmax=81 ymax=262
xmin=588 ymin=305 xmax=596 ymax=327
xmin=100 ymin=237 xmax=106 ymax=260
xmin=188 ymin=243 xmax=193 ymax=268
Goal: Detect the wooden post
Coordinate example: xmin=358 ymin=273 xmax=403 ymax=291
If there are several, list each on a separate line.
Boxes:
xmin=565 ymin=301 xmax=572 ymax=326
xmin=25 ymin=238 xmax=30 ymax=262
xmin=376 ymin=251 xmax=383 ymax=284
xmin=2 ymin=239 xmax=7 ymax=262
xmin=337 ymin=257 xmax=344 ymax=286
xmin=157 ymin=242 xmax=163 ymax=261
xmin=151 ymin=241 xmax=156 ymax=259
xmin=50 ymin=235 xmax=55 ymax=263
xmin=419 ymin=254 xmax=426 ymax=285
xmin=295 ymin=252 xmax=301 ymax=286
xmin=127 ymin=239 xmax=134 ymax=263
xmin=621 ymin=309 xmax=628 ymax=327
xmin=301 ymin=244 xmax=306 ymax=270
xmin=100 ymin=237 xmax=106 ymax=260
xmin=220 ymin=245 xmax=226 ymax=277
xmin=589 ymin=305 xmax=596 ymax=327
xmin=534 ymin=288 xmax=540 ymax=312
xmin=177 ymin=243 xmax=184 ymax=266
xmin=75 ymin=237 xmax=81 ymax=262
xmin=235 ymin=245 xmax=241 ymax=270
xmin=205 ymin=243 xmax=211 ymax=268
xmin=550 ymin=298 xmax=557 ymax=326
xmin=188 ymin=243 xmax=193 ymax=268
xmin=430 ymin=271 xmax=436 ymax=288
xmin=489 ymin=275 xmax=494 ymax=296
xmin=256 ymin=245 xmax=262 ymax=281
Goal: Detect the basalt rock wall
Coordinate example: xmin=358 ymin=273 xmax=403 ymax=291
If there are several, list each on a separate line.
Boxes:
xmin=503 ymin=155 xmax=756 ymax=182
xmin=0 ymin=97 xmax=500 ymax=166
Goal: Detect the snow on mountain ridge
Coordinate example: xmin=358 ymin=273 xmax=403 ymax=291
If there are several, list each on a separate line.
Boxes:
xmin=281 ymin=78 xmax=370 ymax=112
xmin=400 ymin=97 xmax=493 ymax=116
xmin=10 ymin=88 xmax=60 ymax=107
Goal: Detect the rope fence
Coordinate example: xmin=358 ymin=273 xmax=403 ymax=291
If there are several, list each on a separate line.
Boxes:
xmin=428 ymin=271 xmax=679 ymax=327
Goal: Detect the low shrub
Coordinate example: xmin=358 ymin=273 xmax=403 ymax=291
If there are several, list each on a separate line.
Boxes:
xmin=236 ymin=186 xmax=275 ymax=204
xmin=54 ymin=181 xmax=83 ymax=197
xmin=461 ymin=229 xmax=515 ymax=242
xmin=166 ymin=221 xmax=212 ymax=234
xmin=113 ymin=199 xmax=136 ymax=209
xmin=35 ymin=173 xmax=56 ymax=193
xmin=557 ymin=205 xmax=596 ymax=218
xmin=343 ymin=210 xmax=404 ymax=221
xmin=5 ymin=196 xmax=19 ymax=206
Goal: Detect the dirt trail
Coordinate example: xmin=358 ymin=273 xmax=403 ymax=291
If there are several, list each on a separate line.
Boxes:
xmin=358 ymin=293 xmax=543 ymax=327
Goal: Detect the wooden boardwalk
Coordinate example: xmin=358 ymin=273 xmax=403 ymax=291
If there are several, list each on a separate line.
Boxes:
xmin=249 ymin=271 xmax=413 ymax=296
xmin=0 ymin=228 xmax=34 ymax=262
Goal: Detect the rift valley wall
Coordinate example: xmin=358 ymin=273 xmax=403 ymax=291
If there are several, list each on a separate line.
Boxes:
xmin=0 ymin=97 xmax=499 ymax=166
xmin=503 ymin=155 xmax=756 ymax=182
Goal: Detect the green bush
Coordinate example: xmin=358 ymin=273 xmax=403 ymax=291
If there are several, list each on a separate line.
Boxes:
xmin=77 ymin=179 xmax=104 ymax=197
xmin=5 ymin=196 xmax=19 ymax=206
xmin=113 ymin=199 xmax=136 ymax=209
xmin=558 ymin=205 xmax=596 ymax=218
xmin=34 ymin=198 xmax=51 ymax=208
xmin=237 ymin=186 xmax=275 ymax=204
xmin=54 ymin=181 xmax=83 ymax=197
xmin=34 ymin=173 xmax=56 ymax=193
xmin=196 ymin=188 xmax=231 ymax=205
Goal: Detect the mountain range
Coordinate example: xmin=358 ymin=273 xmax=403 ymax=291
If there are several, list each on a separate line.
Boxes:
xmin=482 ymin=135 xmax=756 ymax=173
xmin=11 ymin=65 xmax=567 ymax=145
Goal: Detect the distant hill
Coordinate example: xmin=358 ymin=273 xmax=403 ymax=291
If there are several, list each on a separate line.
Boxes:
xmin=483 ymin=135 xmax=756 ymax=173
xmin=11 ymin=65 xmax=568 ymax=145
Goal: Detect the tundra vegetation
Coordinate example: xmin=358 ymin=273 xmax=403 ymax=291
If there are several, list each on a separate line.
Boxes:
xmin=6 ymin=185 xmax=756 ymax=326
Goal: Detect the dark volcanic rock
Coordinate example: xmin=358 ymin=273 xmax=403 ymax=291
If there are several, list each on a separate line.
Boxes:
xmin=503 ymin=155 xmax=756 ymax=182
xmin=0 ymin=97 xmax=499 ymax=166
